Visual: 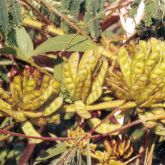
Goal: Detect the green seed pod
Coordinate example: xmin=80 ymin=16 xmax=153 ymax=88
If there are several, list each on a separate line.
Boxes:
xmin=68 ymin=52 xmax=79 ymax=81
xmin=63 ymin=52 xmax=79 ymax=97
xmin=88 ymin=118 xmax=121 ymax=135
xmin=63 ymin=63 xmax=75 ymax=97
xmin=117 ymin=47 xmax=131 ymax=86
xmin=82 ymin=73 xmax=92 ymax=101
xmin=86 ymin=59 xmax=108 ymax=105
xmin=24 ymin=111 xmax=43 ymax=118
xmin=74 ymin=50 xmax=96 ymax=100
xmin=21 ymin=121 xmax=42 ymax=143
xmin=23 ymin=90 xmax=42 ymax=103
xmin=0 ymin=99 xmax=11 ymax=110
xmin=40 ymin=75 xmax=51 ymax=89
xmin=150 ymin=60 xmax=165 ymax=83
xmin=75 ymin=100 xmax=91 ymax=119
xmin=0 ymin=88 xmax=9 ymax=100
xmin=43 ymin=97 xmax=63 ymax=116
xmin=23 ymin=79 xmax=36 ymax=93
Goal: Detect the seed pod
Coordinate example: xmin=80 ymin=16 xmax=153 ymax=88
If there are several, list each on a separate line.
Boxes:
xmin=40 ymin=75 xmax=51 ymax=89
xmin=21 ymin=121 xmax=42 ymax=143
xmin=68 ymin=52 xmax=79 ymax=81
xmin=75 ymin=100 xmax=91 ymax=119
xmin=0 ymin=88 xmax=9 ymax=100
xmin=23 ymin=79 xmax=36 ymax=93
xmin=145 ymin=52 xmax=160 ymax=74
xmin=150 ymin=60 xmax=165 ymax=83
xmin=23 ymin=90 xmax=42 ymax=103
xmin=117 ymin=47 xmax=131 ymax=86
xmin=63 ymin=53 xmax=79 ymax=97
xmin=74 ymin=50 xmax=96 ymax=99
xmin=0 ymin=99 xmax=11 ymax=110
xmin=63 ymin=63 xmax=75 ymax=97
xmin=42 ymin=80 xmax=60 ymax=100
xmin=88 ymin=118 xmax=121 ymax=135
xmin=43 ymin=97 xmax=63 ymax=116
xmin=24 ymin=111 xmax=43 ymax=118
xmin=86 ymin=59 xmax=108 ymax=105
xmin=82 ymin=73 xmax=92 ymax=101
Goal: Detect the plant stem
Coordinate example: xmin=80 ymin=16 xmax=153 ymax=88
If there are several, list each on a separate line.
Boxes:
xmin=18 ymin=143 xmax=36 ymax=165
xmin=23 ymin=17 xmax=64 ymax=36
xmin=64 ymin=100 xmax=136 ymax=113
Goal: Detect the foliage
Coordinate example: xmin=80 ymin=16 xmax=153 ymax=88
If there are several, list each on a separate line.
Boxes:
xmin=0 ymin=0 xmax=22 ymax=44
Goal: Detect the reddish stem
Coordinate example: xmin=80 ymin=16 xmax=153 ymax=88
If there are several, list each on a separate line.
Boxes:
xmin=18 ymin=143 xmax=36 ymax=165
xmin=0 ymin=129 xmax=74 ymax=141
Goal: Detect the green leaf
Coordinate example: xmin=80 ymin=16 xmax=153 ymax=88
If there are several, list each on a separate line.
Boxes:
xmin=0 ymin=0 xmax=10 ymax=35
xmin=54 ymin=57 xmax=64 ymax=82
xmin=16 ymin=27 xmax=34 ymax=58
xmin=34 ymin=143 xmax=66 ymax=164
xmin=32 ymin=34 xmax=96 ymax=56
xmin=9 ymin=0 xmax=22 ymax=26
xmin=0 ymin=47 xmax=16 ymax=55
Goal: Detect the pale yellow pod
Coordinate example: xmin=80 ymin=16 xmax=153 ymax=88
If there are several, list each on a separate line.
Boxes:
xmin=23 ymin=90 xmax=42 ymax=103
xmin=21 ymin=97 xmax=44 ymax=111
xmin=78 ymin=50 xmax=94 ymax=70
xmin=74 ymin=50 xmax=97 ymax=99
xmin=0 ymin=108 xmax=26 ymax=121
xmin=0 ymin=99 xmax=12 ymax=110
xmin=43 ymin=96 xmax=63 ymax=116
xmin=82 ymin=72 xmax=92 ymax=101
xmin=12 ymin=75 xmax=23 ymax=97
xmin=68 ymin=52 xmax=79 ymax=81
xmin=63 ymin=63 xmax=75 ymax=97
xmin=24 ymin=111 xmax=43 ymax=118
xmin=150 ymin=61 xmax=165 ymax=83
xmin=0 ymin=88 xmax=9 ymax=100
xmin=145 ymin=52 xmax=160 ymax=74
xmin=41 ymin=75 xmax=51 ymax=89
xmin=117 ymin=47 xmax=131 ymax=86
xmin=138 ymin=40 xmax=148 ymax=55
xmin=88 ymin=118 xmax=121 ymax=135
xmin=86 ymin=59 xmax=108 ymax=105
xmin=131 ymin=52 xmax=145 ymax=83
xmin=86 ymin=86 xmax=102 ymax=105
xmin=21 ymin=121 xmax=42 ymax=143
xmin=23 ymin=79 xmax=36 ymax=93
xmin=75 ymin=100 xmax=91 ymax=119
xmin=42 ymin=80 xmax=59 ymax=100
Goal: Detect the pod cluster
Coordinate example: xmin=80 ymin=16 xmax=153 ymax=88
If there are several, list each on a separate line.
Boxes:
xmin=107 ymin=38 xmax=165 ymax=135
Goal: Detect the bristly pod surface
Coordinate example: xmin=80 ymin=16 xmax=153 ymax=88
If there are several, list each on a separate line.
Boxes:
xmin=107 ymin=38 xmax=165 ymax=135
xmin=63 ymin=48 xmax=109 ymax=119
xmin=0 ymin=68 xmax=63 ymax=140
xmin=107 ymin=38 xmax=165 ymax=106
